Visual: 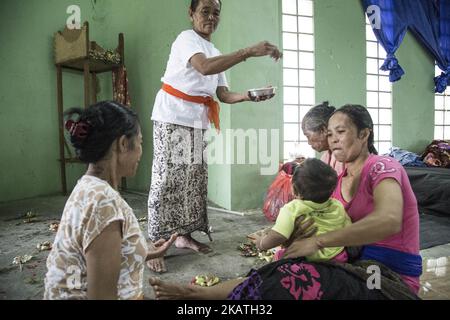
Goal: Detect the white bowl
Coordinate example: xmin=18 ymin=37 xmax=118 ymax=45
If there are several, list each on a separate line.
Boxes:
xmin=248 ymin=87 xmax=277 ymax=98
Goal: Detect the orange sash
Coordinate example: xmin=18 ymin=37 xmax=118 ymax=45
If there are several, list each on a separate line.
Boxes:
xmin=162 ymin=83 xmax=220 ymax=131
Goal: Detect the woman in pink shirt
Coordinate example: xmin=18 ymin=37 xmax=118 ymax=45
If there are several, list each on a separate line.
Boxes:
xmin=286 ymin=104 xmax=422 ymax=294
xmin=149 ymin=104 xmax=420 ymax=300
xmin=302 ymin=102 xmax=344 ymax=175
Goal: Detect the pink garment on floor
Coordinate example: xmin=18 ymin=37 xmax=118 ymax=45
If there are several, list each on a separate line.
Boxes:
xmin=332 ymin=155 xmax=420 ymax=294
xmin=273 ymin=248 xmax=285 ymax=261
xmin=321 ymin=150 xmax=345 ymax=176
xmin=331 ymin=250 xmax=348 ymax=263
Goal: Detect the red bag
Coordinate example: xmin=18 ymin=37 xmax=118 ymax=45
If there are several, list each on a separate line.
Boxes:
xmin=263 ymin=168 xmax=295 ymax=222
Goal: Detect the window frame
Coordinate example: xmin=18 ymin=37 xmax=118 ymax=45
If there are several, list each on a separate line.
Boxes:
xmin=282 ymin=0 xmax=316 ymax=161
xmin=366 ymin=18 xmax=393 ymax=155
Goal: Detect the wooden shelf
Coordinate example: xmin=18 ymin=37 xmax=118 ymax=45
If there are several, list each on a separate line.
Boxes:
xmin=57 ymin=58 xmax=121 ymax=74
xmin=55 ymin=21 xmax=126 ymax=195
xmin=54 ymin=21 xmax=124 ymax=70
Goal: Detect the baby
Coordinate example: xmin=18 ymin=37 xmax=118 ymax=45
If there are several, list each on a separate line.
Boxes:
xmin=254 ymin=158 xmax=351 ymax=262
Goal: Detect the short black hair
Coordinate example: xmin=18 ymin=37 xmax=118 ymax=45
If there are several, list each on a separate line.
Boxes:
xmin=64 ymin=101 xmax=139 ymax=164
xmin=292 ymin=158 xmax=338 ymax=203
xmin=190 ymin=0 xmax=222 ymax=11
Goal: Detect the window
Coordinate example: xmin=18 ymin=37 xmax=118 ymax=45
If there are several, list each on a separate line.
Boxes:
xmin=282 ymin=0 xmax=316 ymax=160
xmin=366 ymin=18 xmax=393 ymax=155
xmin=434 ymin=65 xmax=450 ymax=140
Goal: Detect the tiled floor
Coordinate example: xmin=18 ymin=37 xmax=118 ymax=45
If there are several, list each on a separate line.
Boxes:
xmin=418 ymin=255 xmax=450 ymax=299
xmin=0 ymin=194 xmax=273 ymax=300
xmin=1 ymin=193 xmax=449 ymax=300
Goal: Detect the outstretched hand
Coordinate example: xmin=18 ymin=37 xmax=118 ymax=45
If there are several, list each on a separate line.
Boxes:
xmin=247 ymin=41 xmax=283 ymax=61
xmin=146 ymin=233 xmax=178 ymax=261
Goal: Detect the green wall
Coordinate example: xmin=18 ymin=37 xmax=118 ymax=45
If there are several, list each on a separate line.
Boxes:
xmin=315 ymin=0 xmax=366 ymax=107
xmin=210 ymin=0 xmax=284 ymax=211
xmin=314 ymin=0 xmax=435 ymax=153
xmin=90 ymin=0 xmax=190 ymax=191
xmin=206 ymin=3 xmax=233 ymax=210
xmin=0 ymin=0 xmax=282 ymax=208
xmin=0 ymin=0 xmax=190 ymax=202
xmin=0 ymin=0 xmax=93 ymax=202
xmin=393 ymin=32 xmax=435 ymax=153
xmin=0 ymin=0 xmax=439 ymax=208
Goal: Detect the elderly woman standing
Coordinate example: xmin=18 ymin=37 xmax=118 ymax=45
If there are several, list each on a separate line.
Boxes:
xmin=44 ymin=101 xmax=177 ymax=300
xmin=149 ymin=104 xmax=421 ymax=300
xmin=302 ymin=101 xmax=344 ymax=175
xmin=147 ymin=0 xmax=282 ymax=272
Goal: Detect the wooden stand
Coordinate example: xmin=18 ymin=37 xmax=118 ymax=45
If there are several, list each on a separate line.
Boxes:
xmin=55 ymin=22 xmax=125 ymax=195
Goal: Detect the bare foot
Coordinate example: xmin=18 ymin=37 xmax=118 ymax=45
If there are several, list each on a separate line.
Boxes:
xmin=175 ymin=235 xmax=212 ymax=253
xmin=150 ymin=277 xmax=195 ymax=300
xmin=147 ymin=258 xmax=166 ymax=273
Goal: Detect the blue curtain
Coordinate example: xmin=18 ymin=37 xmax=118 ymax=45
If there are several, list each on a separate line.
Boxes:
xmin=407 ymin=0 xmax=450 ymax=93
xmin=433 ymin=0 xmax=450 ymax=93
xmin=363 ymin=0 xmax=450 ymax=92
xmin=363 ymin=0 xmax=409 ymax=82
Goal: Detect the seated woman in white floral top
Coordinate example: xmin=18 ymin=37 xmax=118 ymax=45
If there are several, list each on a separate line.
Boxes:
xmin=44 ymin=101 xmax=177 ymax=300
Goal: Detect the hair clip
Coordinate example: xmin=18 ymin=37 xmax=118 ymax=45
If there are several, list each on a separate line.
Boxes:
xmin=65 ymin=120 xmax=90 ymax=140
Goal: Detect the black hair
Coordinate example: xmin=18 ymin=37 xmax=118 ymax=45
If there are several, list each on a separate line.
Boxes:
xmin=64 ymin=101 xmax=140 ymax=164
xmin=302 ymin=101 xmax=336 ymax=133
xmin=334 ymin=104 xmax=378 ymax=155
xmin=292 ymin=158 xmax=338 ymax=203
xmin=190 ymin=0 xmax=222 ymax=11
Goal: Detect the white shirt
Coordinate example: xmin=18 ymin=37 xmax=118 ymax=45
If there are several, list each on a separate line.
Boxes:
xmin=151 ymin=30 xmax=229 ymax=129
xmin=44 ymin=175 xmax=147 ymax=300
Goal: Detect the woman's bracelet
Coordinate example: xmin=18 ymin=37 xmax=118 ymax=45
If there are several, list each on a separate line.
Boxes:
xmin=238 ymin=48 xmax=251 ymax=62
